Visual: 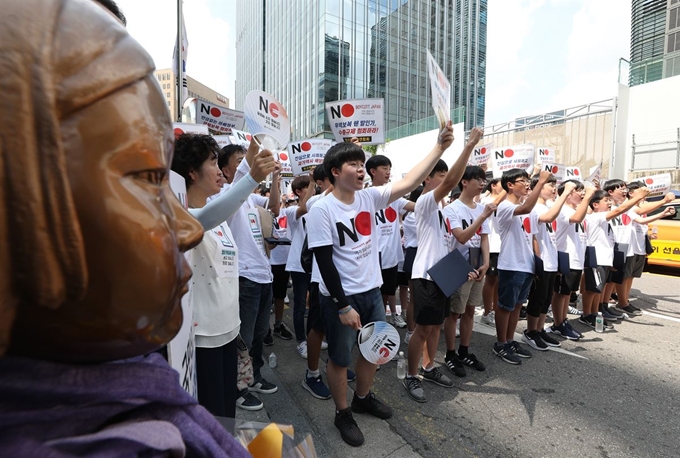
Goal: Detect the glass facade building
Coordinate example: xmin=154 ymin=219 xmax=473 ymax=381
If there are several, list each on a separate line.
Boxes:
xmin=630 ymin=0 xmax=668 ymax=85
xmin=235 ymin=0 xmax=487 ymax=141
xmin=665 ymin=0 xmax=680 ymax=78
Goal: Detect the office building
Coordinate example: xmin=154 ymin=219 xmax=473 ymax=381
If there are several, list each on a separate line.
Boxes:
xmin=154 ymin=68 xmax=230 ymax=120
xmin=235 ymin=0 xmax=486 ymax=140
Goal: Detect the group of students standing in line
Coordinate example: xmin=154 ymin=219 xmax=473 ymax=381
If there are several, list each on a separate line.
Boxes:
xmin=174 ymin=121 xmax=675 ymax=449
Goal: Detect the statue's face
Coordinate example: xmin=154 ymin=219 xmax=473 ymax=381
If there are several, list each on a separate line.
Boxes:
xmin=9 ymin=76 xmax=203 ymax=362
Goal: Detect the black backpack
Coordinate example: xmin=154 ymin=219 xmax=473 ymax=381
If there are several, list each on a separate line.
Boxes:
xmin=300 ymin=234 xmax=313 ymax=273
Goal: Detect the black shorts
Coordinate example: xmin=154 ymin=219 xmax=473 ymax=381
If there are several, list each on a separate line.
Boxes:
xmin=380 ymin=265 xmax=399 ymax=296
xmin=412 ymin=278 xmax=449 ymax=326
xmin=397 ymin=271 xmax=410 ymax=287
xmin=487 ymin=253 xmax=499 ymax=276
xmin=554 ymin=269 xmax=582 ymax=295
xmin=271 ymin=264 xmax=290 ymax=299
xmin=306 ymin=282 xmax=324 ymax=335
xmin=527 ymin=271 xmax=557 ymax=317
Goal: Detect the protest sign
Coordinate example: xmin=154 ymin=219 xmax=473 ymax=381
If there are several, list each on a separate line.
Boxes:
xmin=325 ymin=99 xmax=385 ymax=145
xmin=173 ymin=122 xmax=209 ymax=139
xmin=243 ymin=90 xmax=290 ymax=150
xmin=231 ymin=129 xmax=252 ymax=148
xmin=212 ymin=135 xmax=232 ymax=148
xmin=277 ymin=151 xmax=294 ymax=179
xmin=565 ymin=166 xmax=582 ymax=181
xmin=638 ymin=173 xmax=672 ymax=198
xmin=492 ymin=144 xmax=535 ymax=178
xmin=287 ymin=139 xmax=333 ymax=176
xmin=426 ymin=50 xmax=451 ymax=129
xmin=470 ymin=142 xmax=493 ymax=166
xmin=542 ymin=162 xmax=567 ymax=182
xmin=168 ymin=170 xmax=197 ymax=398
xmin=586 ymin=162 xmax=603 ymax=186
xmin=537 ymin=147 xmax=556 ymax=163
xmin=197 ymin=101 xmax=245 ymax=135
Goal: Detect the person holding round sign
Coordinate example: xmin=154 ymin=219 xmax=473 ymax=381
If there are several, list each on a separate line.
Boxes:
xmin=306 ymin=122 xmax=455 ymax=447
xmin=0 ymin=0 xmax=250 ymax=455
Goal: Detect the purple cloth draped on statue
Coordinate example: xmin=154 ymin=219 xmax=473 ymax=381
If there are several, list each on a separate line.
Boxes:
xmin=0 ymin=352 xmax=251 ymax=457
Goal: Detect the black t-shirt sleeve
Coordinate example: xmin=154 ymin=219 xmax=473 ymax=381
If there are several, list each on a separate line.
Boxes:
xmin=312 ymin=245 xmax=350 ymax=310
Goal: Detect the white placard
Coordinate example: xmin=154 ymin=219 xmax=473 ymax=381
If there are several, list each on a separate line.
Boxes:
xmin=586 ymin=162 xmax=603 ymax=185
xmin=287 ymin=139 xmax=334 ymax=176
xmin=469 ymin=142 xmax=493 ymax=166
xmin=537 ymin=147 xmax=556 ymax=163
xmin=173 ymin=122 xmax=209 ymax=138
xmin=277 ymin=151 xmax=294 ymax=179
xmin=426 ymin=49 xmax=451 ymax=129
xmin=325 ymin=99 xmax=385 ymax=145
xmin=542 ymin=162 xmax=567 ymax=183
xmin=212 ymin=135 xmax=232 ymax=148
xmin=168 ymin=170 xmax=197 ymax=399
xmin=565 ymin=166 xmax=582 ymax=182
xmin=243 ymin=90 xmax=290 ymax=150
xmin=197 ymin=101 xmax=245 ymax=135
xmin=231 ymin=129 xmax=252 ymax=148
xmin=638 ymin=173 xmax=672 ymax=198
xmin=492 ymin=144 xmax=535 ymax=178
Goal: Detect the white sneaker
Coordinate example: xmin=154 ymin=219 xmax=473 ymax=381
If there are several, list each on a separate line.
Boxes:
xmin=321 ymin=340 xmax=328 ymax=350
xmin=392 ymin=314 xmax=407 ymax=328
xmin=481 ymin=311 xmax=495 ymax=326
xmin=297 ymin=341 xmax=308 ymax=359
xmin=284 ymin=296 xmax=290 ymax=304
xmin=404 ymin=330 xmax=413 ymax=345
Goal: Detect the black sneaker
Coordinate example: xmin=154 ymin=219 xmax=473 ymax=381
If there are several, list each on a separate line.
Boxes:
xmin=249 ymin=378 xmax=278 ymax=394
xmin=616 ymin=304 xmax=642 ymax=316
xmin=351 ymin=391 xmax=393 ymax=419
xmin=273 ymin=323 xmax=293 ymax=340
xmin=629 ymin=303 xmax=642 ymax=312
xmin=606 ymin=305 xmax=624 ymax=318
xmin=510 ymin=341 xmax=532 ymax=358
xmin=603 ymin=319 xmax=614 ymax=330
xmin=539 ymin=330 xmax=561 ymax=347
xmin=445 ymin=355 xmax=467 ymax=377
xmin=457 ymin=352 xmax=486 ymax=371
xmin=578 ymin=314 xmax=596 ymax=328
xmin=402 ymin=376 xmax=427 ymax=403
xmin=599 ymin=304 xmax=620 ymax=321
xmin=263 ymin=328 xmax=274 ymax=346
xmin=419 ymin=366 xmax=454 ymax=387
xmin=493 ymin=342 xmax=521 ymax=365
xmin=235 ymin=391 xmax=263 ymax=411
xmin=519 ymin=306 xmax=527 ymax=320
xmin=522 ymin=330 xmax=548 ymax=351
xmin=564 ymin=321 xmax=584 ymax=339
xmin=334 ymin=407 xmax=364 ymax=447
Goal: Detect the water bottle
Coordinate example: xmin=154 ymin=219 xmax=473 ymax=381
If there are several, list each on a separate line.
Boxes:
xmin=396 ymin=351 xmax=406 ymax=379
xmin=268 ymin=352 xmax=277 ymax=368
xmin=595 ymin=312 xmax=604 ymax=333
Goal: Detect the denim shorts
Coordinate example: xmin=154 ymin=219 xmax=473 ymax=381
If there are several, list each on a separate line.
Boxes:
xmin=497 ymin=269 xmax=534 ymax=312
xmin=320 ymin=287 xmax=386 ymax=367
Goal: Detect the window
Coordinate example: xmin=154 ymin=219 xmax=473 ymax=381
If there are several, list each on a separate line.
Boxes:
xmin=166 ymin=92 xmax=170 ymax=98
xmin=670 ymin=7 xmax=680 ymax=31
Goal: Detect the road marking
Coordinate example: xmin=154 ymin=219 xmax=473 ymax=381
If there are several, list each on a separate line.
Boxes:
xmin=643 ymin=311 xmax=680 ymax=323
xmin=472 ymin=318 xmax=588 ymax=360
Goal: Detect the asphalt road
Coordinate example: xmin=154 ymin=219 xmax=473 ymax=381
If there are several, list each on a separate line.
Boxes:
xmin=238 ymin=271 xmax=680 ymax=458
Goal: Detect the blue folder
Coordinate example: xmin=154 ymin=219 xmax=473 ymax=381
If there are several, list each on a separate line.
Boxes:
xmin=427 ymin=249 xmax=474 ymax=297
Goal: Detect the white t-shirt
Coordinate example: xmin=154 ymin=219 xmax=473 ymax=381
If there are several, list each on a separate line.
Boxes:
xmin=443 ymin=199 xmax=490 ymax=261
xmin=191 ymin=222 xmax=240 ymax=348
xmin=585 ymin=212 xmax=614 ymax=267
xmin=402 ymin=211 xmax=417 ymax=249
xmin=411 ymin=192 xmax=452 ymax=281
xmin=631 ymin=206 xmax=648 ymax=256
xmin=555 ymin=205 xmax=587 ymax=270
xmin=270 ymin=207 xmax=293 ymax=266
xmin=533 ymin=203 xmax=558 ymax=272
xmin=286 ymin=194 xmax=324 ymax=273
xmin=496 ymin=200 xmax=538 ymax=274
xmin=609 ymin=206 xmax=636 ymax=256
xmin=308 ymin=186 xmax=392 ymax=296
xmin=480 ymin=195 xmax=501 ymax=253
xmin=376 ymin=197 xmax=409 ymax=269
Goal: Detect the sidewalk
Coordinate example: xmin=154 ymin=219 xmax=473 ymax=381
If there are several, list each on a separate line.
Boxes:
xmin=234 ymin=301 xmax=422 ymax=458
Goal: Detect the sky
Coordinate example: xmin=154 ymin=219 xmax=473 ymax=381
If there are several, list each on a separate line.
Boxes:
xmin=115 ymin=0 xmax=630 ymax=127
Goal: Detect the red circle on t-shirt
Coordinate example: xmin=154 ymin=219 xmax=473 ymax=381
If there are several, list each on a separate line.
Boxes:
xmin=278 ymin=216 xmax=288 ymax=229
xmin=355 ymin=211 xmax=372 ymax=236
xmin=622 ymin=214 xmax=631 ymax=225
xmin=385 ymin=207 xmax=397 ymax=222
xmin=551 ymin=220 xmax=557 ymax=232
xmin=522 ymin=217 xmax=531 ymax=233
xmin=504 ymin=149 xmax=514 ymax=158
xmin=341 ymin=104 xmax=355 ymax=117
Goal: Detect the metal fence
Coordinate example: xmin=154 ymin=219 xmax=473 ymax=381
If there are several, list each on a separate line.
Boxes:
xmin=630 ymin=128 xmax=680 ymax=171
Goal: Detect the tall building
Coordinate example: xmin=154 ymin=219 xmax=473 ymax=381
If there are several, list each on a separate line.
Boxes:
xmin=629 ymin=0 xmax=679 ymax=85
xmin=235 ymin=0 xmax=486 ymax=140
xmin=154 ymin=68 xmax=230 ymax=120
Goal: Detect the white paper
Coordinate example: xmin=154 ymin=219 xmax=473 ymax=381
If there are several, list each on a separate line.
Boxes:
xmin=325 ymin=99 xmax=385 ymax=145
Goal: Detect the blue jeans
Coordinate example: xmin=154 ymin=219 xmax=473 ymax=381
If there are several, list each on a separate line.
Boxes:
xmin=239 ymin=277 xmax=272 ymax=383
xmin=497 ymin=269 xmax=534 ymax=312
xmin=290 ymin=271 xmax=311 ymax=342
xmin=320 ymin=287 xmax=386 ymax=367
